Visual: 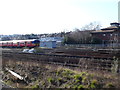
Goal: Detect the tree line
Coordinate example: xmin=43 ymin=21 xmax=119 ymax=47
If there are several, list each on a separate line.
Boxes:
xmin=63 ymin=22 xmax=102 ymax=44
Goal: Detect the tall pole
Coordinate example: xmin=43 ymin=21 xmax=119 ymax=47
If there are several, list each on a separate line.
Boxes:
xmin=118 ymin=1 xmax=120 ymax=23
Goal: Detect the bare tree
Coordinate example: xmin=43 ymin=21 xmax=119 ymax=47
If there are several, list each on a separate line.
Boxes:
xmin=81 ymin=22 xmax=101 ymax=31
xmin=63 ymin=22 xmax=102 ymax=44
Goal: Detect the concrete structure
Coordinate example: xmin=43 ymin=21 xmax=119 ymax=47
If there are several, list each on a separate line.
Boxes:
xmin=40 ymin=41 xmax=56 ymax=48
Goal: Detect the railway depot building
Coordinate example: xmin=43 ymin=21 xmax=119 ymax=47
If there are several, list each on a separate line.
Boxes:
xmin=40 ymin=41 xmax=56 ymax=48
xmin=39 ymin=37 xmax=63 ymax=48
xmin=91 ymin=22 xmax=120 ymax=44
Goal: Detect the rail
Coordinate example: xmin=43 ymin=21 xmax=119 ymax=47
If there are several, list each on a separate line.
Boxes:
xmin=2 ymin=51 xmax=120 ymax=73
xmin=2 ymin=51 xmax=114 ymax=60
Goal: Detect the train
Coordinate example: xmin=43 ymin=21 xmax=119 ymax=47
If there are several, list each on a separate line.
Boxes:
xmin=0 ymin=39 xmax=40 ymax=48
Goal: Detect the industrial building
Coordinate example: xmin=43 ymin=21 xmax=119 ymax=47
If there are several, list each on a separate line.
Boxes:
xmin=91 ymin=22 xmax=120 ymax=44
xmin=40 ymin=41 xmax=56 ymax=48
xmin=39 ymin=37 xmax=63 ymax=48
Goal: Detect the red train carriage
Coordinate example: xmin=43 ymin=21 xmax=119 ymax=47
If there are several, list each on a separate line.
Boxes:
xmin=0 ymin=39 xmax=40 ymax=48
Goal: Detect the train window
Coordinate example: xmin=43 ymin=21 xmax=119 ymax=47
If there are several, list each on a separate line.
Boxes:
xmin=13 ymin=43 xmax=17 ymax=44
xmin=27 ymin=42 xmax=30 ymax=44
xmin=20 ymin=42 xmax=25 ymax=44
xmin=33 ymin=40 xmax=40 ymax=44
xmin=17 ymin=42 xmax=20 ymax=45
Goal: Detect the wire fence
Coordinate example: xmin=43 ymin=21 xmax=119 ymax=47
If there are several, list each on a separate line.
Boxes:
xmin=64 ymin=43 xmax=120 ymax=49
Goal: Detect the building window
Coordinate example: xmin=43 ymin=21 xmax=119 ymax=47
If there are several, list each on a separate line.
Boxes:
xmin=110 ymin=34 xmax=112 ymax=36
xmin=103 ymin=34 xmax=106 ymax=36
xmin=90 ymin=34 xmax=92 ymax=37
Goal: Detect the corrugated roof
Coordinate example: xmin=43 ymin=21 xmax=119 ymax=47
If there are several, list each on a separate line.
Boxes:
xmin=40 ymin=37 xmax=63 ymax=42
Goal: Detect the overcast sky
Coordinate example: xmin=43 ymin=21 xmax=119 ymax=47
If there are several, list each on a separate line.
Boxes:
xmin=0 ymin=0 xmax=119 ymax=35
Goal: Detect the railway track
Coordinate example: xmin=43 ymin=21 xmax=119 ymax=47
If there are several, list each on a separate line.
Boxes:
xmin=2 ymin=51 xmax=114 ymax=60
xmin=2 ymin=50 xmax=120 ymax=73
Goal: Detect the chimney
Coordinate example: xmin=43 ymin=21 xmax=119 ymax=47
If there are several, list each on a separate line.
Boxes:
xmin=118 ymin=1 xmax=120 ymax=23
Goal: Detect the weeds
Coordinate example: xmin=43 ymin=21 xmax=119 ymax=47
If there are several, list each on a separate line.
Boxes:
xmin=34 ymin=47 xmax=44 ymax=53
xmin=3 ymin=62 xmax=120 ymax=88
xmin=78 ymin=85 xmax=85 ymax=89
xmin=31 ymin=84 xmax=39 ymax=89
xmin=48 ymin=77 xmax=54 ymax=84
xmin=111 ymin=57 xmax=118 ymax=74
xmin=106 ymin=83 xmax=115 ymax=88
xmin=89 ymin=79 xmax=98 ymax=88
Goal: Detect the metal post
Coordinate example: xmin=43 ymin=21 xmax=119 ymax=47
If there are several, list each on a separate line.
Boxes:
xmin=118 ymin=1 xmax=120 ymax=23
xmin=0 ymin=47 xmax=2 ymax=89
